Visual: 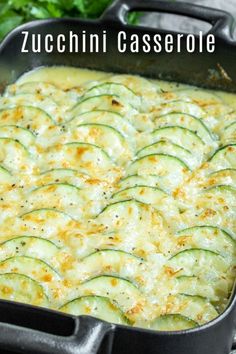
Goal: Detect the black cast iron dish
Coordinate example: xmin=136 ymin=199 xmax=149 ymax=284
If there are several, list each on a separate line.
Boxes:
xmin=0 ymin=1 xmax=236 ymax=353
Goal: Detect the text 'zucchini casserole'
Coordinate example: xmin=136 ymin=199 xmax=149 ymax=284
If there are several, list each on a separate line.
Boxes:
xmin=0 ymin=66 xmax=235 ymax=331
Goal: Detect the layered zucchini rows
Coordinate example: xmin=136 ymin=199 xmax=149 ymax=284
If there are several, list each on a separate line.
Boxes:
xmin=0 ymin=72 xmax=235 ymax=331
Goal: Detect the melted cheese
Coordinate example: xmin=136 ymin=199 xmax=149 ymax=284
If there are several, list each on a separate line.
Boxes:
xmin=0 ymin=66 xmax=235 ymax=329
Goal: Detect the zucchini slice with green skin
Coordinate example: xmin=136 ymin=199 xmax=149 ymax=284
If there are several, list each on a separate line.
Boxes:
xmin=69 ymin=95 xmax=136 ymax=119
xmin=44 ymin=142 xmax=116 ymax=179
xmin=6 ymin=82 xmax=76 ymax=107
xmin=199 ymin=185 xmax=236 ymax=212
xmin=0 ymin=273 xmax=48 ymax=307
xmin=37 ymin=168 xmax=89 ymax=188
xmin=112 ymin=186 xmax=180 ymax=227
xmin=176 ymin=226 xmax=236 ymax=259
xmin=83 ymin=83 xmax=141 ymax=109
xmin=0 ymin=256 xmax=60 ymax=284
xmin=189 ymin=185 xmax=236 ymax=233
xmin=0 ymin=106 xmax=55 ymax=135
xmin=67 ymin=110 xmax=136 ymax=138
xmin=77 ymin=275 xmax=144 ymax=316
xmin=176 ymin=275 xmax=229 ymax=305
xmin=0 ymin=125 xmax=35 ymax=148
xmin=126 ymin=154 xmax=190 ymax=192
xmin=150 ymin=314 xmax=198 ymax=331
xmin=20 ymin=208 xmax=75 ymax=241
xmin=209 ymin=144 xmax=236 ymax=171
xmin=208 ymin=169 xmax=236 ymax=188
xmin=162 ymin=294 xmax=218 ymax=325
xmin=167 ymin=248 xmax=229 ymax=279
xmin=60 ymin=295 xmax=130 ymax=325
xmin=0 ymin=165 xmax=14 ymax=185
xmin=174 ymin=89 xmax=222 ymax=105
xmin=154 ymin=113 xmax=214 ymax=144
xmin=136 ymin=140 xmax=195 ymax=169
xmin=78 ymin=249 xmax=145 ymax=284
xmin=0 ymin=236 xmax=59 ymax=263
xmin=0 ymin=137 xmax=32 ymax=173
xmin=154 ymin=100 xmax=205 ymax=119
xmin=117 ymin=175 xmax=162 ymax=190
xmin=0 ymin=94 xmax=58 ymax=118
xmin=28 ymin=183 xmax=83 ymax=220
xmin=223 ymin=121 xmax=236 ymax=143
xmin=96 ymin=199 xmax=164 ymax=236
xmin=70 ymin=124 xmax=130 ymax=163
xmin=152 ymin=126 xmax=205 ymax=155
xmin=107 ymin=74 xmax=159 ymax=97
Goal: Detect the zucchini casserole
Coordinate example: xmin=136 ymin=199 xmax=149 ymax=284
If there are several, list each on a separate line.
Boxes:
xmin=0 ymin=66 xmax=235 ymax=331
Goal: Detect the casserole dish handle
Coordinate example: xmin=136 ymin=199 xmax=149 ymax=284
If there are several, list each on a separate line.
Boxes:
xmin=102 ymin=0 xmax=234 ymax=40
xmin=0 ymin=301 xmax=113 ymax=354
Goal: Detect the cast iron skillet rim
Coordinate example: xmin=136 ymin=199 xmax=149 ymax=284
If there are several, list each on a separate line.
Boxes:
xmin=1 ymin=280 xmax=235 ymax=337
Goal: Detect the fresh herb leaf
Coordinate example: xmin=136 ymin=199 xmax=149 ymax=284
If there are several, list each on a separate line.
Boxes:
xmin=0 ymin=0 xmax=140 ymax=41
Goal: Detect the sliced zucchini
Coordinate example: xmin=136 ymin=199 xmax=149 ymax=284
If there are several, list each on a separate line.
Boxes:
xmin=195 ymin=185 xmax=236 ymax=227
xmin=167 ymin=249 xmax=229 ymax=280
xmin=83 ymin=83 xmax=141 ymax=109
xmin=67 ymin=110 xmax=136 ymax=138
xmin=37 ymin=168 xmax=89 ymax=188
xmin=208 ymin=169 xmax=236 ymax=188
xmin=117 ymin=175 xmax=162 ymax=190
xmin=0 ymin=273 xmax=48 ymax=307
xmin=154 ymin=113 xmax=214 ymax=144
xmin=0 ymin=137 xmax=32 ymax=173
xmin=0 ymin=236 xmax=59 ymax=263
xmin=20 ymin=208 xmax=75 ymax=241
xmin=154 ymin=101 xmax=205 ymax=119
xmin=199 ymin=185 xmax=236 ymax=209
xmin=44 ymin=142 xmax=116 ymax=179
xmin=0 ymin=125 xmax=35 ymax=148
xmin=136 ymin=140 xmax=195 ymax=169
xmin=174 ymin=89 xmax=222 ymax=106
xmin=223 ymin=121 xmax=236 ymax=143
xmin=0 ymin=106 xmax=55 ymax=135
xmin=0 ymin=94 xmax=58 ymax=118
xmin=126 ymin=154 xmax=190 ymax=192
xmin=6 ymin=82 xmax=76 ymax=107
xmin=108 ymin=74 xmax=159 ymax=97
xmin=176 ymin=226 xmax=236 ymax=260
xmin=162 ymin=294 xmax=218 ymax=325
xmin=0 ymin=256 xmax=60 ymax=284
xmin=152 ymin=126 xmax=205 ymax=156
xmin=176 ymin=275 xmax=229 ymax=305
xmin=209 ymin=144 xmax=236 ymax=171
xmin=79 ymin=249 xmax=145 ymax=284
xmin=150 ymin=314 xmax=197 ymax=331
xmin=96 ymin=199 xmax=164 ymax=236
xmin=112 ymin=186 xmax=179 ymax=228
xmin=0 ymin=165 xmax=14 ymax=185
xmin=69 ymin=124 xmax=130 ymax=163
xmin=69 ymin=95 xmax=136 ymax=118
xmin=28 ymin=183 xmax=83 ymax=219
xmin=60 ymin=295 xmax=130 ymax=325
xmin=77 ymin=275 xmax=144 ymax=316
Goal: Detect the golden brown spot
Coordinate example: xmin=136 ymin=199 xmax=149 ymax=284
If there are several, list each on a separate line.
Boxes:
xmin=76 ymin=146 xmax=89 ymax=158
xmin=112 ymin=99 xmax=121 ymax=107
xmin=127 ymin=302 xmax=143 ymax=315
xmin=41 ymin=274 xmax=52 ymax=282
xmin=1 ymin=286 xmax=13 ymax=295
xmin=164 ymin=266 xmax=182 ymax=277
xmin=111 ymin=278 xmax=118 ymax=286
